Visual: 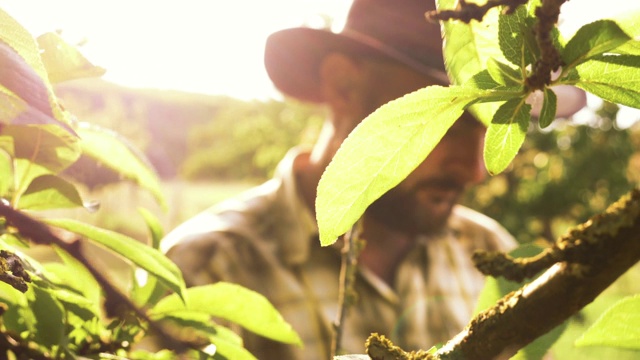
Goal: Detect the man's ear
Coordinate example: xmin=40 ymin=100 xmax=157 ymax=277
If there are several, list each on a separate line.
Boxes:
xmin=318 ymin=53 xmax=363 ymax=111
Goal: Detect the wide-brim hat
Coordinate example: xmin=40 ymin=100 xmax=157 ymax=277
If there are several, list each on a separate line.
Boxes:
xmin=264 ymin=0 xmax=585 ymax=117
xmin=265 ymin=0 xmax=448 ymax=103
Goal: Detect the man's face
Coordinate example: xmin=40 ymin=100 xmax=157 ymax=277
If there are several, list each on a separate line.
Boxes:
xmin=358 ymin=60 xmax=486 ymax=235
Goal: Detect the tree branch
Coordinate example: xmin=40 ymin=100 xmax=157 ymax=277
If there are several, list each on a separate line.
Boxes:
xmin=436 ymin=188 xmax=640 ymax=359
xmin=364 ymin=189 xmax=640 ymax=359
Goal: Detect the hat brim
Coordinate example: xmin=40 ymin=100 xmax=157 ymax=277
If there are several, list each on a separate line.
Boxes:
xmin=264 ymin=27 xmax=449 ymax=103
xmin=265 ymin=27 xmax=587 ymax=118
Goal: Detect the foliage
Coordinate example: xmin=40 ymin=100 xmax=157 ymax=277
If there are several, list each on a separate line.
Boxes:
xmin=574 ymin=294 xmax=640 ymax=350
xmin=180 ymin=98 xmax=323 ymax=181
xmin=0 ymin=7 xmax=300 ymax=359
xmin=319 ymin=0 xmax=640 ymax=357
xmin=316 ymin=0 xmax=640 ymax=246
xmin=463 ymin=111 xmax=636 ymax=244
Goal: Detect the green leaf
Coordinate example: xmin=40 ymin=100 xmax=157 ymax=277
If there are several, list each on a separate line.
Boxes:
xmin=498 ymin=4 xmax=530 ymax=67
xmin=209 ymin=328 xmax=257 ymax=360
xmin=569 ymin=55 xmax=640 ymax=109
xmin=27 ymin=284 xmax=65 ymax=348
xmin=151 ymin=282 xmax=302 ymax=346
xmin=70 ymin=123 xmax=167 ymax=210
xmin=31 ymin=276 xmax=99 ymax=318
xmin=2 ymin=124 xmax=80 ymax=169
xmin=439 ymin=0 xmax=504 ymax=124
xmin=159 ymin=311 xmax=256 ymax=360
xmin=44 ymin=218 xmax=186 ymax=301
xmin=575 ymin=294 xmax=640 ymax=350
xmin=0 ymin=146 xmax=12 ymax=198
xmin=52 ymin=245 xmax=101 ymax=305
xmin=538 ymin=88 xmax=557 ymax=128
xmin=37 ymin=32 xmax=106 ymax=84
xmin=463 ymin=71 xmax=515 ymax=127
xmin=563 ymin=20 xmax=631 ymax=68
xmin=138 ymin=207 xmax=164 ymax=249
xmin=17 ymin=174 xmax=84 ymax=210
xmin=0 ymin=8 xmax=65 ymax=124
xmin=316 ymin=85 xmax=492 ymax=246
xmin=484 ymin=97 xmax=531 ymax=175
xmin=131 ymin=209 xmax=168 ymax=306
xmin=439 ymin=0 xmax=504 ymax=83
xmin=132 ymin=268 xmax=167 ymax=308
xmin=1 ymin=124 xmax=80 ymax=199
xmin=607 ymin=9 xmax=640 ymax=55
xmin=487 ymin=58 xmax=523 ymax=86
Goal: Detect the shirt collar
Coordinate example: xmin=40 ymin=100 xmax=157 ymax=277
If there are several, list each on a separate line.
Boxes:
xmin=273 ymin=147 xmax=319 ymax=265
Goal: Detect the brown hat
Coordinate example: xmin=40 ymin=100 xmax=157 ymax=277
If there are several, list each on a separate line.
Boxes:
xmin=264 ymin=0 xmax=448 ymax=103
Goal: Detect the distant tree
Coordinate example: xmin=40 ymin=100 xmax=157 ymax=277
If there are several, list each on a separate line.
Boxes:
xmin=464 ymin=103 xmax=637 ymax=244
xmin=180 ymin=98 xmax=323 ymax=181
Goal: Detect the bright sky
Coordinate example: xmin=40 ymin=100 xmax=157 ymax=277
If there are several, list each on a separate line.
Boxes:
xmin=0 ymin=0 xmax=638 ymax=104
xmin=1 ymin=0 xmax=351 ymax=100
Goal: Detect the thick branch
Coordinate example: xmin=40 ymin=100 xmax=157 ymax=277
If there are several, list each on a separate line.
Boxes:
xmin=436 ymin=189 xmax=640 ymax=359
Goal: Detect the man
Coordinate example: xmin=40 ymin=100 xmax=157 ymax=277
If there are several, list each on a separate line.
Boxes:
xmin=163 ymin=0 xmax=518 ymax=358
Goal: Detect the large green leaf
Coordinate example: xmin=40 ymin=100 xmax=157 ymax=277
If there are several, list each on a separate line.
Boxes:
xmin=562 ymin=20 xmax=631 ymax=68
xmin=44 ymin=218 xmax=186 ymax=301
xmin=151 ymin=282 xmax=302 ymax=346
xmin=484 ymin=97 xmax=531 ymax=175
xmin=568 ymin=55 xmax=640 ymax=109
xmin=17 ymin=174 xmax=84 ymax=210
xmin=316 ymin=85 xmax=498 ymax=246
xmin=575 ymin=294 xmax=640 ymax=350
xmin=68 ymin=123 xmax=167 ymax=210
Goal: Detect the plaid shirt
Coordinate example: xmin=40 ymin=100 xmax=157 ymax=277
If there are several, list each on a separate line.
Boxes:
xmin=163 ymin=148 xmax=517 ymax=359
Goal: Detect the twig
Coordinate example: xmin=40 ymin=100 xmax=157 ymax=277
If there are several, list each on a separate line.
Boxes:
xmin=331 ymin=220 xmax=364 ymax=358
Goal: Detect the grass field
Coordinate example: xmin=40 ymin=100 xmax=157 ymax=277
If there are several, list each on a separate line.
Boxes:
xmin=29 ymin=179 xmax=640 ymax=358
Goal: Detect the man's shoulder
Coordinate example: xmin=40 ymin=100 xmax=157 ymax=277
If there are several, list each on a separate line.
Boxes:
xmin=161 ymin=179 xmax=282 ymax=253
xmin=451 ymin=205 xmax=518 ymax=251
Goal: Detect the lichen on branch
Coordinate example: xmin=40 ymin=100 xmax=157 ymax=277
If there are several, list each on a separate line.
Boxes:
xmin=473 ymin=189 xmax=640 ymax=281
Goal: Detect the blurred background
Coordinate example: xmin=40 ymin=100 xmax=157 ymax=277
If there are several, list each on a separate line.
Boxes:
xmin=3 ymin=1 xmax=640 ymax=358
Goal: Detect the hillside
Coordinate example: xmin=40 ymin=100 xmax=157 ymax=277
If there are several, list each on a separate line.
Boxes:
xmin=54 ymin=78 xmax=234 ymax=178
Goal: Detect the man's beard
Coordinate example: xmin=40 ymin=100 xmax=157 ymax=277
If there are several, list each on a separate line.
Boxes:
xmin=365 ymin=178 xmax=464 ymax=235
